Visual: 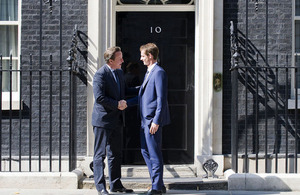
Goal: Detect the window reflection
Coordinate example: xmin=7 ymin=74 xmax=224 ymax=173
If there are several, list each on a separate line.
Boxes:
xmin=0 ymin=26 xmax=18 ymax=57
xmin=0 ymin=0 xmax=18 ymax=21
xmin=2 ymin=60 xmax=18 ymax=92
xmin=0 ymin=0 xmax=19 ymax=93
xmin=296 ymin=21 xmax=300 ymax=53
xmin=297 ymin=0 xmax=300 ymax=16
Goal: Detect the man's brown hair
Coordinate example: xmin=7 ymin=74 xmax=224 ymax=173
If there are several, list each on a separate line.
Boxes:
xmin=140 ymin=43 xmax=159 ymax=60
xmin=104 ymin=46 xmax=121 ymax=63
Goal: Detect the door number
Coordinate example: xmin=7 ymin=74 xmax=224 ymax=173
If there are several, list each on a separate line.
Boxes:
xmin=150 ymin=26 xmax=162 ymax=34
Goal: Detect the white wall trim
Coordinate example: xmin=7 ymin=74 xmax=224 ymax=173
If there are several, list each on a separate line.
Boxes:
xmin=87 ymin=0 xmax=117 ymax=156
xmin=194 ymin=0 xmax=214 ymax=157
xmin=213 ymin=0 xmax=224 ymax=155
xmin=87 ymin=0 xmax=99 ymax=156
xmin=194 ymin=0 xmax=224 ymax=175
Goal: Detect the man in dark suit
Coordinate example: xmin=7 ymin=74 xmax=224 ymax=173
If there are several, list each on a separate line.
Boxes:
xmin=92 ymin=46 xmax=134 ymax=195
xmin=138 ymin=43 xmax=171 ymax=195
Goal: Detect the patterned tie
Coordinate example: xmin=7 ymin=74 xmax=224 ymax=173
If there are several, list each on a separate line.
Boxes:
xmin=113 ymin=70 xmax=120 ymax=93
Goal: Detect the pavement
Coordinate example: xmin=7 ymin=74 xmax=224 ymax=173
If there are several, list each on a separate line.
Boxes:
xmin=2 ymin=165 xmax=300 ymax=194
xmin=0 ymin=189 xmax=300 ymax=195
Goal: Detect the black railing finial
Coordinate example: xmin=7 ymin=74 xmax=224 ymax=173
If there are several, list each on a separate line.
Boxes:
xmin=43 ymin=0 xmax=53 ymax=14
xmin=230 ymin=21 xmax=240 ymax=71
xmin=251 ymin=0 xmax=265 ymax=11
xmin=67 ymin=25 xmax=78 ymax=72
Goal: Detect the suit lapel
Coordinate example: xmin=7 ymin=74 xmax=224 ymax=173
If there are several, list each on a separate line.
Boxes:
xmin=104 ymin=65 xmax=118 ymax=89
xmin=104 ymin=65 xmax=120 ymax=99
xmin=140 ymin=65 xmax=158 ymax=94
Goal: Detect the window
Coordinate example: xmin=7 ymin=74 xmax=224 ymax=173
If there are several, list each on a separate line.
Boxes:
xmin=0 ymin=0 xmax=21 ymax=109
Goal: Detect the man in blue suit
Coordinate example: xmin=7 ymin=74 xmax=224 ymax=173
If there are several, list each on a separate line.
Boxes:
xmin=92 ymin=46 xmax=134 ymax=195
xmin=138 ymin=43 xmax=171 ymax=195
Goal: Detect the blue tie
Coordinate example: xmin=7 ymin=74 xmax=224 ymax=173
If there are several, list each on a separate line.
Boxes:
xmin=142 ymin=71 xmax=149 ymax=88
xmin=113 ymin=70 xmax=120 ymax=93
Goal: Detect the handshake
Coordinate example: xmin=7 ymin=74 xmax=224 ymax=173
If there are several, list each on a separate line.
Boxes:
xmin=118 ymin=100 xmax=127 ymax=110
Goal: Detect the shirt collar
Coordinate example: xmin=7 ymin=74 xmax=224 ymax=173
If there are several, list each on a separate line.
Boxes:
xmin=147 ymin=62 xmax=157 ymax=73
xmin=106 ymin=64 xmax=114 ymax=72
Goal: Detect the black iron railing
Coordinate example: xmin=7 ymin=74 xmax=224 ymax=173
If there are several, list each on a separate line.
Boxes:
xmin=0 ymin=0 xmax=85 ymax=172
xmin=230 ymin=63 xmax=300 ymax=173
xmin=229 ymin=0 xmax=300 ymax=174
xmin=230 ymin=19 xmax=300 ymax=172
xmin=0 ymin=54 xmax=75 ymax=172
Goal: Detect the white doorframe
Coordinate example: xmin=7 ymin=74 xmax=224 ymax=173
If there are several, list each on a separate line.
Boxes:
xmin=194 ymin=0 xmax=224 ymax=176
xmin=87 ymin=0 xmax=224 ymax=176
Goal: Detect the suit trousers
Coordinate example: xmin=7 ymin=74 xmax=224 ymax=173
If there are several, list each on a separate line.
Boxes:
xmin=93 ymin=125 xmax=123 ymax=192
xmin=140 ymin=125 xmax=164 ymax=191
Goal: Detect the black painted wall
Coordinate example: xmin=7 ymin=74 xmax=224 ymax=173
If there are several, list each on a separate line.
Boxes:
xmin=1 ymin=0 xmax=87 ymax=159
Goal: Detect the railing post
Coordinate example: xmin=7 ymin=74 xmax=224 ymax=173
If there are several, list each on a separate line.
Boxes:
xmin=295 ymin=60 xmax=298 ymax=173
xmin=67 ymin=25 xmax=79 ymax=171
xmin=19 ymin=55 xmax=23 ymax=171
xmin=230 ymin=21 xmax=239 ymax=173
xmin=68 ymin=60 xmax=75 ymax=171
xmin=0 ymin=55 xmax=2 ymax=172
xmin=231 ymin=67 xmax=238 ymax=173
xmin=9 ymin=54 xmax=12 ymax=171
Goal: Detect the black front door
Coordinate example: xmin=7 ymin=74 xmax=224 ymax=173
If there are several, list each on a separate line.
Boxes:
xmin=117 ymin=12 xmax=195 ymax=164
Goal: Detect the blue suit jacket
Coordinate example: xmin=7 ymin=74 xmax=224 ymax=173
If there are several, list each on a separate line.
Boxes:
xmin=138 ymin=65 xmax=171 ymax=128
xmin=92 ymin=65 xmax=126 ymax=129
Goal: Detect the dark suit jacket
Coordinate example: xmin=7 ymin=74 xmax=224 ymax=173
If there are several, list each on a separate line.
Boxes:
xmin=138 ymin=64 xmax=171 ymax=128
xmin=92 ymin=65 xmax=126 ymax=129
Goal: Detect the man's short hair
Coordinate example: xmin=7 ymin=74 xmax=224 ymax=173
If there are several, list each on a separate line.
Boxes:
xmin=140 ymin=43 xmax=159 ymax=60
xmin=104 ymin=46 xmax=121 ymax=63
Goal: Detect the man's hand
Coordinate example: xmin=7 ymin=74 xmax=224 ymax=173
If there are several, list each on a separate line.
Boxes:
xmin=149 ymin=122 xmax=159 ymax=135
xmin=118 ymin=100 xmax=127 ymax=110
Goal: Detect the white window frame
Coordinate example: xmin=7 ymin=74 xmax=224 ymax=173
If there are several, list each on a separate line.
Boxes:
xmin=0 ymin=0 xmax=22 ymax=110
xmin=290 ymin=0 xmax=297 ymax=108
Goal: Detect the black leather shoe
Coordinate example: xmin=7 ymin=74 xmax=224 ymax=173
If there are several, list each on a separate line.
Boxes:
xmin=147 ymin=189 xmax=162 ymax=195
xmin=98 ymin=189 xmax=109 ymax=195
xmin=162 ymin=185 xmax=166 ymax=193
xmin=110 ymin=187 xmax=133 ymax=193
xmin=148 ymin=186 xmax=166 ymax=194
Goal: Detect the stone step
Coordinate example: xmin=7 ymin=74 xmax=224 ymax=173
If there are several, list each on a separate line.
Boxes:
xmin=80 ymin=165 xmax=228 ymax=191
xmin=120 ymin=165 xmax=197 ymax=178
xmin=80 ymin=177 xmax=228 ymax=191
xmin=85 ymin=164 xmax=198 ymax=179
